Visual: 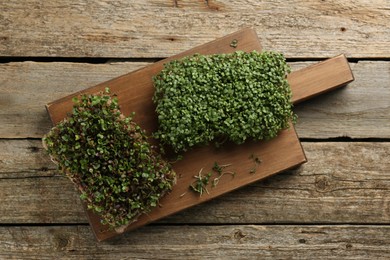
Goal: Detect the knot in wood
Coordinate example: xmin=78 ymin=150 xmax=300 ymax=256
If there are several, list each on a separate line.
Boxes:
xmin=233 ymin=229 xmax=246 ymax=241
xmin=315 ymin=175 xmax=332 ymax=192
xmin=298 ymin=238 xmax=307 ymax=244
xmin=56 ymin=236 xmax=70 ymax=250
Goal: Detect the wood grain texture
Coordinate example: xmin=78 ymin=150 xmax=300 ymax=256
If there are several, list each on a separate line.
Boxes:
xmin=0 ymin=225 xmax=389 ymax=259
xmin=1 ymin=141 xmax=389 ymax=224
xmin=1 ymin=60 xmax=388 ymax=139
xmin=0 ymin=61 xmax=150 ymax=138
xmin=0 ymin=177 xmax=85 ymax=224
xmin=0 ymin=140 xmax=56 ymax=178
xmin=294 ymin=60 xmax=390 ymax=139
xmin=1 ymin=0 xmax=389 ymax=58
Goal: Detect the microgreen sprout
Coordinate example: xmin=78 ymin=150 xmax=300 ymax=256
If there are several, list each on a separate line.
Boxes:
xmin=169 ymin=154 xmax=184 ymax=164
xmin=212 ymin=162 xmax=232 ymax=174
xmin=212 ymin=171 xmax=236 ymax=187
xmin=186 ymin=162 xmax=236 ymax=196
xmin=190 ymin=168 xmax=212 ymax=196
xmin=249 ymin=153 xmax=262 ymax=174
xmin=230 ymin=39 xmax=238 ymax=48
xmin=211 ymin=162 xmax=235 ymax=188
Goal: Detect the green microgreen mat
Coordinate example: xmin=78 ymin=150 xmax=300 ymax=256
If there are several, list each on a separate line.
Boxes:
xmin=43 ymin=89 xmax=176 ymax=229
xmin=153 ymin=50 xmax=296 ymax=153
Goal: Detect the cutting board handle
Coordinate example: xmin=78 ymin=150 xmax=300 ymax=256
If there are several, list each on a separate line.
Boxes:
xmin=289 ymin=54 xmax=354 ymax=104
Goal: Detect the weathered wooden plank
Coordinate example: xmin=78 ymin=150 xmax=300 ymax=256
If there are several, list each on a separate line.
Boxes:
xmin=0 ymin=140 xmax=56 ymax=178
xmin=0 ymin=225 xmax=389 ymax=259
xmin=1 ymin=60 xmax=389 ymax=139
xmin=0 ymin=177 xmax=85 ymax=224
xmin=294 ymin=60 xmax=390 ymax=139
xmin=1 ymin=0 xmax=389 ymax=58
xmin=0 ymin=61 xmax=149 ymax=138
xmin=1 ymin=141 xmax=389 ymax=224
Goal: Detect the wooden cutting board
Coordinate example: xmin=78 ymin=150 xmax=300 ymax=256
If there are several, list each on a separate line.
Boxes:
xmin=45 ymin=28 xmax=354 ymax=241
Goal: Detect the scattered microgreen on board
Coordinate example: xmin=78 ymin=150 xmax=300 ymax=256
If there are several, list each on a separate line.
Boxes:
xmin=249 ymin=153 xmax=262 ymax=174
xmin=211 ymin=162 xmax=236 ymax=188
xmin=230 ymin=39 xmax=238 ymax=48
xmin=188 ymin=162 xmax=236 ymax=196
xmin=190 ymin=168 xmax=212 ymax=196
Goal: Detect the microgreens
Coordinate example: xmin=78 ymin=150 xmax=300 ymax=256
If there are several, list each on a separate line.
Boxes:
xmin=190 ymin=168 xmax=212 ymax=196
xmin=249 ymin=153 xmax=262 ymax=174
xmin=42 ymin=88 xmax=176 ymax=229
xmin=153 ymin=50 xmax=296 ymax=153
xmin=230 ymin=39 xmax=238 ymax=48
xmin=187 ymin=162 xmax=236 ymax=196
xmin=211 ymin=162 xmax=235 ymax=187
xmin=212 ymin=162 xmax=232 ymax=174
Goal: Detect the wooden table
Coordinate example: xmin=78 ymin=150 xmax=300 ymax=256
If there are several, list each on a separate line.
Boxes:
xmin=1 ymin=1 xmax=389 ymax=259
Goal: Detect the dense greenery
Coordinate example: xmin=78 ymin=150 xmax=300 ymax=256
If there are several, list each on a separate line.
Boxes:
xmin=43 ymin=89 xmax=176 ymax=229
xmin=153 ymin=50 xmax=296 ymax=153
